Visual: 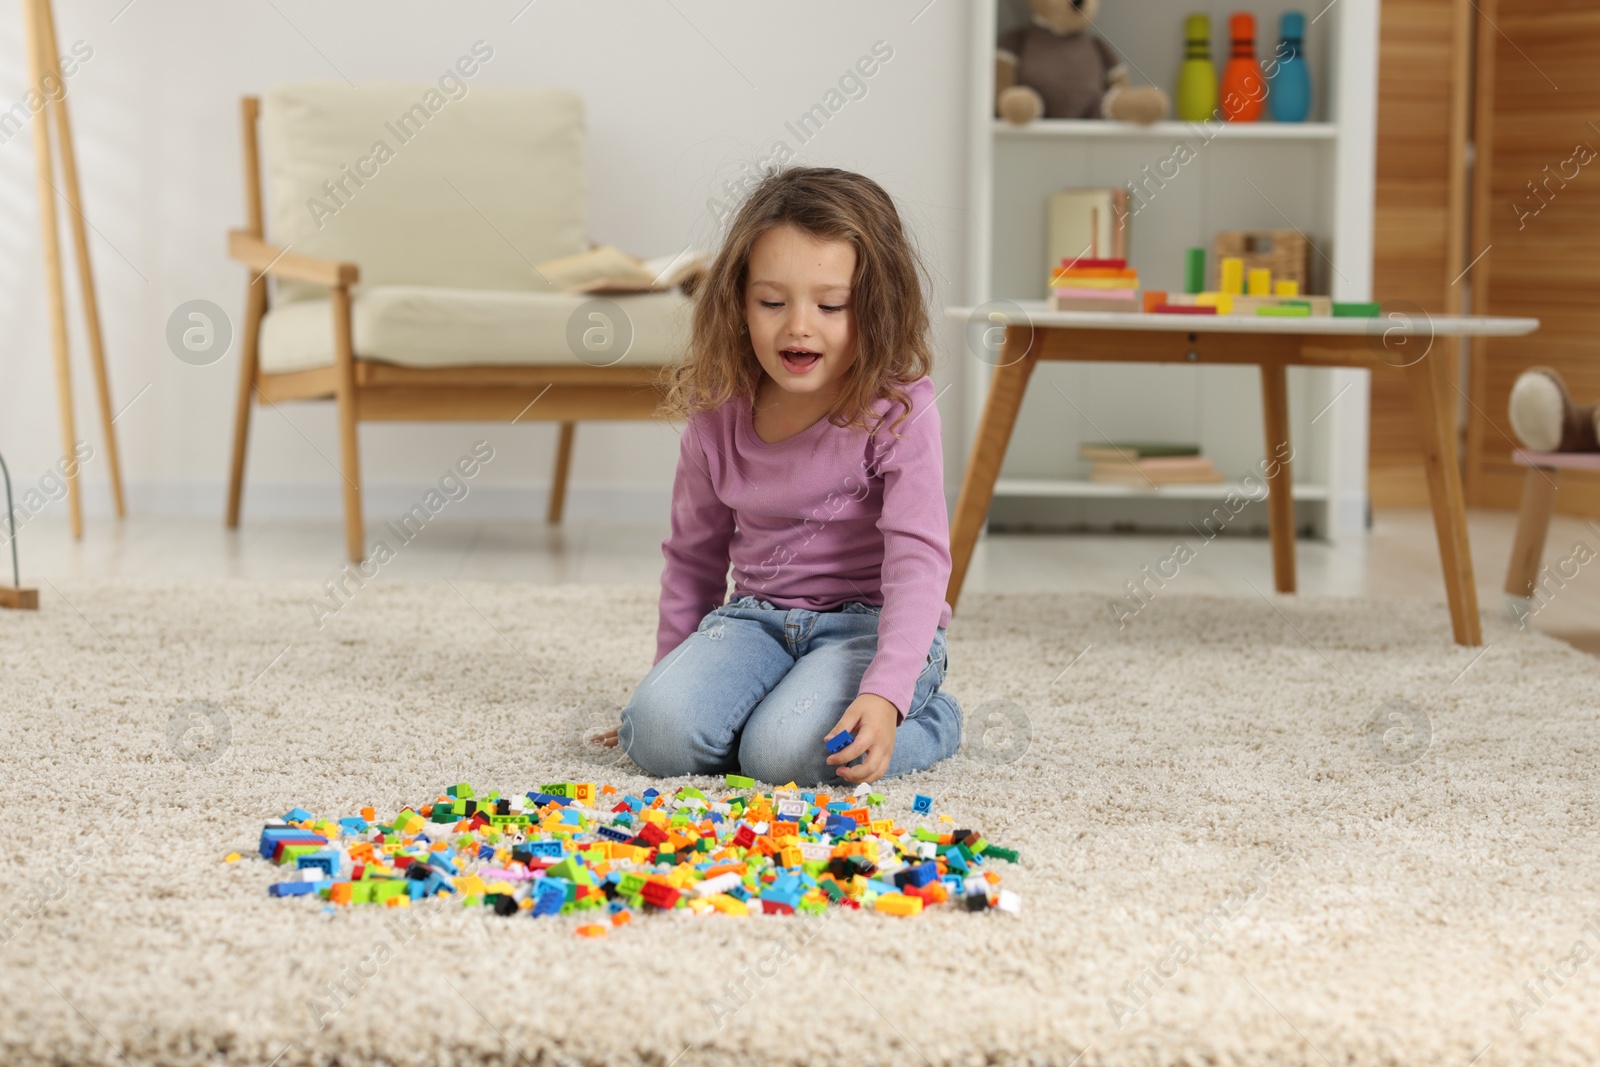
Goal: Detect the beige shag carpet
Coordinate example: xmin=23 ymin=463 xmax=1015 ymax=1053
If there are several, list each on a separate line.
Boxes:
xmin=2 ymin=579 xmax=1598 ymax=1067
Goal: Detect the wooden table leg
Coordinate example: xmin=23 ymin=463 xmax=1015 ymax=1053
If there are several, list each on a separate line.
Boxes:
xmin=1405 ymin=348 xmax=1482 ymax=645
xmin=1259 ymin=361 xmax=1296 ymax=593
xmin=1504 ymin=466 xmax=1558 ymax=598
xmin=946 ymin=328 xmax=1038 ymax=611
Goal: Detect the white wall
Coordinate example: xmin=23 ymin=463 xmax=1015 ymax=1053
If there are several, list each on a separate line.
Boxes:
xmin=0 ymin=0 xmax=973 ymax=524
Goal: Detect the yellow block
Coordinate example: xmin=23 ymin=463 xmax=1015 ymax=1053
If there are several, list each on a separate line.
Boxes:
xmin=456 ymin=874 xmax=488 ymax=897
xmin=709 ymin=894 xmax=750 ymax=916
xmin=1275 ymin=279 xmax=1300 ymax=297
xmin=1195 ymin=292 xmax=1235 ymax=315
xmin=875 ymin=893 xmax=924 ymax=916
xmin=1247 ymin=268 xmax=1272 ymax=296
xmin=1220 ymin=257 xmax=1244 ymax=295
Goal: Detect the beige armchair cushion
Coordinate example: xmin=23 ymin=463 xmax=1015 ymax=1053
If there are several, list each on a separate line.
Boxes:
xmin=260 ymin=83 xmax=587 ymax=304
xmin=258 ymin=286 xmax=693 ymax=374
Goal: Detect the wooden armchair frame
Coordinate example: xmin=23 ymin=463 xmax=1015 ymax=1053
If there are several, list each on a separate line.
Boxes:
xmin=225 ymin=96 xmax=667 ymax=561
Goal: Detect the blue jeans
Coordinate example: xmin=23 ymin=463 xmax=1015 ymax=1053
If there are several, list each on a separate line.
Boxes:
xmin=620 ymin=596 xmax=962 ymax=786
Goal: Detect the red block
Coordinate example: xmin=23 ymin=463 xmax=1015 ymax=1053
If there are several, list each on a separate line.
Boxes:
xmin=761 ymin=899 xmax=796 ymax=915
xmin=733 ymin=825 xmax=756 ymax=849
xmin=641 ymin=882 xmax=682 ymax=909
xmin=1152 ymin=304 xmax=1217 ymax=315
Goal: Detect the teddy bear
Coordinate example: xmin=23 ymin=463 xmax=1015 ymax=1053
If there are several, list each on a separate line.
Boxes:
xmin=996 ymin=0 xmax=1169 ymax=125
xmin=1507 ymin=367 xmax=1599 ymax=454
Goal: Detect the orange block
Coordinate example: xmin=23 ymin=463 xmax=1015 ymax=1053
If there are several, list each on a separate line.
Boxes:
xmin=360 ymin=806 xmax=375 ymax=821
xmin=611 ymin=910 xmax=632 ymax=927
xmin=576 ymin=924 xmax=608 ymax=939
xmin=328 ymin=883 xmax=353 ymax=906
xmin=1143 ymin=290 xmax=1168 ymax=313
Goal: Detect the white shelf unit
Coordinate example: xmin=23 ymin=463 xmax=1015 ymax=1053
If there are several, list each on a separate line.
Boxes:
xmin=993 ymin=118 xmax=1338 ymax=141
xmin=962 ymin=0 xmax=1378 ymax=537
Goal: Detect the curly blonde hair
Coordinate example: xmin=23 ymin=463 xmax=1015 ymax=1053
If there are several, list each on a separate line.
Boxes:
xmin=659 ymin=166 xmax=934 ymax=436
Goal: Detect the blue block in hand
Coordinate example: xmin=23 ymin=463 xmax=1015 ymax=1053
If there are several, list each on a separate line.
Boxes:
xmin=825 ymin=731 xmax=855 ymax=755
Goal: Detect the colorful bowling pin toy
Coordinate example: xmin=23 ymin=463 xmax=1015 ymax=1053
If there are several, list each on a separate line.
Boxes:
xmin=1269 ymin=11 xmax=1312 ymax=122
xmin=1175 ymin=13 xmax=1218 ymax=122
xmin=1220 ymin=12 xmax=1265 ymax=121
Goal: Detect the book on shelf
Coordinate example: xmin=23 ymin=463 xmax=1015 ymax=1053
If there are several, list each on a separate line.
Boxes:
xmin=1089 ymin=460 xmax=1225 ymax=486
xmin=1078 ymin=442 xmax=1203 ymax=461
xmin=1087 ymin=447 xmax=1225 ymax=486
xmin=535 ymin=244 xmax=710 ymax=294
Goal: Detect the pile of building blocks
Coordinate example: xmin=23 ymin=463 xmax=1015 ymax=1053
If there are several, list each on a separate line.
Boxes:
xmin=1142 ymin=246 xmax=1380 ymax=319
xmin=1048 ymin=257 xmax=1141 ymax=312
xmin=256 ymin=780 xmax=1021 ymax=933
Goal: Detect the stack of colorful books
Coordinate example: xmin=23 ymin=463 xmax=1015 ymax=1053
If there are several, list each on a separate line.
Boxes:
xmin=1080 ymin=442 xmax=1225 ymax=486
xmin=1049 ymin=257 xmax=1139 ymax=312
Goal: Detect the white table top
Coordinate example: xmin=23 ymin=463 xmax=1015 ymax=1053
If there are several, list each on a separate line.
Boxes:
xmin=945 ymin=301 xmax=1541 ymax=338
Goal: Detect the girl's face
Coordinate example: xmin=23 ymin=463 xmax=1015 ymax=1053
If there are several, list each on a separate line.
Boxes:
xmin=744 ymin=223 xmax=858 ymax=401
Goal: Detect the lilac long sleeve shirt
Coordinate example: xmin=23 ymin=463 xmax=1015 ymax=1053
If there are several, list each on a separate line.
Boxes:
xmin=655 ymin=375 xmax=953 ymax=717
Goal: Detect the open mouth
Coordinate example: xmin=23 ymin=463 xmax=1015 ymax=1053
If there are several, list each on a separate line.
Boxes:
xmin=779 ymin=347 xmax=822 ymax=374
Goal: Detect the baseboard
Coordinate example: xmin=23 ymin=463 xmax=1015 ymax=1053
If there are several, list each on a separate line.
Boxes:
xmin=55 ymin=481 xmax=673 ymax=524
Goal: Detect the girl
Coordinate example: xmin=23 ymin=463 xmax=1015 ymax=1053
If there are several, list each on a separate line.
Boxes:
xmin=600 ymin=166 xmax=961 ymax=787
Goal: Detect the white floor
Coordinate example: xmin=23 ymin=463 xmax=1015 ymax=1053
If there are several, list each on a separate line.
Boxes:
xmin=13 ymin=506 xmax=1599 ymax=657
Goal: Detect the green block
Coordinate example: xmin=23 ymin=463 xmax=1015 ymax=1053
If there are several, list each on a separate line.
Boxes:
xmin=1332 ymin=301 xmax=1382 ymax=318
xmin=821 ymin=880 xmax=844 ymax=901
xmin=969 ymin=836 xmax=989 ymax=855
xmin=866 ymin=793 xmax=885 ymax=807
xmin=547 ymin=857 xmax=583 ymax=881
xmin=668 ymin=813 xmax=691 ymax=826
xmin=370 ymin=881 xmax=408 ymax=903
xmin=1185 ymin=246 xmax=1206 ymax=295
xmin=696 ymin=838 xmax=713 ymax=853
xmin=913 ymin=827 xmax=941 ymax=842
xmin=447 ymin=782 xmax=474 ymax=800
xmin=725 ymin=774 xmax=755 ymax=789
xmin=678 ymin=786 xmax=706 ymax=801
xmin=278 ymin=844 xmax=322 ymax=865
xmin=541 ymin=783 xmax=573 ymax=799
xmin=618 ymin=872 xmax=647 ymax=895
xmin=489 ymin=814 xmax=530 ymax=826
xmin=1257 ymin=305 xmax=1310 ymax=317
xmin=430 ymin=809 xmax=455 ymax=824
xmin=986 ymin=846 xmax=1020 ymax=863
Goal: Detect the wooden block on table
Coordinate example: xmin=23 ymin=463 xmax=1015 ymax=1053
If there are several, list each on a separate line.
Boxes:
xmin=0 ymin=587 xmax=39 ymax=610
xmin=1220 ymin=257 xmax=1244 ymax=295
xmin=1248 ymin=268 xmax=1272 ymax=296
xmin=1050 ymin=295 xmax=1144 ymax=313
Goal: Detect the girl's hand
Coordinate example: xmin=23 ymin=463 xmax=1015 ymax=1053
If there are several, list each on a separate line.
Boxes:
xmin=824 ymin=694 xmax=899 ymax=784
xmin=588 ymin=726 xmax=619 ymax=748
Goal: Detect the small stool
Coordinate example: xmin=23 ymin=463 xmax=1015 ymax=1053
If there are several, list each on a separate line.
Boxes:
xmin=1503 ymin=449 xmax=1600 ymax=608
